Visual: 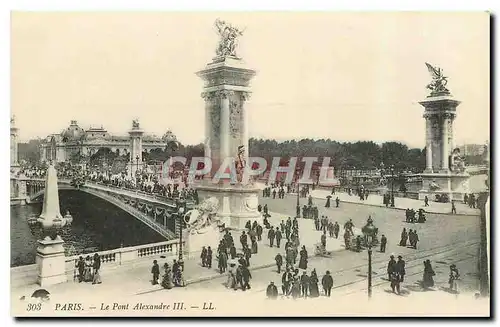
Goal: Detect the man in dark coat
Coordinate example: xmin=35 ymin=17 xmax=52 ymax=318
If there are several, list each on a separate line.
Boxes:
xmin=151 ymin=260 xmax=160 ymax=285
xmin=244 ymin=246 xmax=252 ymax=267
xmin=266 ymin=282 xmax=279 ymax=299
xmin=282 ymin=269 xmax=293 ymax=295
xmin=256 ymin=224 xmax=263 ymax=241
xmin=240 ymin=231 xmax=248 ymax=249
xmin=396 ymin=255 xmax=406 ymax=282
xmin=321 ymin=270 xmax=333 ymax=297
xmin=335 ymin=197 xmax=340 ymax=208
xmin=333 ymin=222 xmax=340 ymax=239
xmin=300 ymin=271 xmax=310 ymax=297
xmin=241 ymin=266 xmax=252 ymax=291
xmin=380 ymin=234 xmax=387 ymax=253
xmin=321 ymin=232 xmax=327 ymax=249
xmin=268 ymin=227 xmax=276 ymax=247
xmin=206 ymin=246 xmax=213 ymax=268
xmin=275 ymin=228 xmax=283 ymax=248
xmin=77 ymin=256 xmax=85 ymax=283
xmin=229 ymin=245 xmax=237 ymax=259
xmin=275 ymin=253 xmax=283 ymax=274
xmin=200 ymin=246 xmax=207 ymax=267
xmin=387 ymin=255 xmax=396 ymax=280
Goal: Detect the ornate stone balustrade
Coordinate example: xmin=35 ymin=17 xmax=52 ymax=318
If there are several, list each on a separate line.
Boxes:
xmin=11 ymin=239 xmax=184 ymax=287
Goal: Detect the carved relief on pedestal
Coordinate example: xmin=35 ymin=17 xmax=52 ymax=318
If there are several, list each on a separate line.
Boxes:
xmin=229 ymin=94 xmax=243 ymax=138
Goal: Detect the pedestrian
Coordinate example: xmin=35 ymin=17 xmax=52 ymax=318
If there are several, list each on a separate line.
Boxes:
xmin=322 ymin=270 xmax=333 ymax=297
xmin=309 ymin=269 xmax=320 ymax=298
xmin=276 ymin=228 xmax=283 ymax=248
xmin=325 ymin=195 xmax=331 ymax=208
xmin=333 ymin=222 xmax=340 ymax=238
xmin=422 ymin=259 xmax=435 ymax=289
xmin=256 ymin=224 xmax=263 ymax=241
xmin=268 ymin=227 xmax=276 ymax=247
xmin=275 ymin=253 xmax=283 ymax=274
xmin=92 ymin=253 xmax=102 ymax=285
xmin=218 ymin=250 xmax=228 ymax=274
xmin=399 ymin=228 xmax=408 ymax=247
xmin=387 ymin=255 xmax=396 ymax=280
xmin=161 ymin=263 xmax=173 ymax=289
xmin=396 ymin=255 xmax=406 ymax=283
xmin=151 ymin=259 xmax=160 ymax=285
xmin=240 ymin=231 xmax=248 ymax=249
xmin=412 ymin=230 xmax=419 ymax=249
xmin=206 ymin=246 xmax=213 ymax=268
xmin=241 ymin=266 xmax=252 ymax=291
xmin=300 ymin=271 xmax=310 ymax=298
xmin=449 ymin=264 xmax=460 ymax=293
xmin=251 ymin=235 xmax=258 ymax=254
xmin=201 ymin=246 xmax=207 ymax=267
xmin=321 ymin=231 xmax=327 ymax=249
xmin=424 ymin=195 xmax=429 ymax=207
xmin=282 ymin=268 xmax=293 ymax=295
xmin=336 ymin=197 xmax=340 ymax=208
xmin=76 ymin=256 xmax=85 ymax=283
xmin=266 ymin=281 xmax=279 ymax=299
xmin=380 ymin=234 xmax=387 ymax=253
xmin=451 ymin=200 xmax=457 ymax=214
xmin=299 ymin=245 xmax=308 ymax=270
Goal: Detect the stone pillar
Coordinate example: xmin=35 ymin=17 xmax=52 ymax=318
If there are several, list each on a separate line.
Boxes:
xmin=10 ymin=116 xmax=19 ymax=169
xmin=219 ymin=90 xmax=232 ymax=168
xmin=241 ymin=92 xmax=251 ymax=159
xmin=441 ymin=115 xmax=449 ymax=171
xmin=202 ymin=92 xmax=212 ymax=176
xmin=36 ymin=236 xmax=67 ymax=286
xmin=128 ymin=120 xmax=144 ymax=179
xmin=424 ymin=115 xmax=433 ymax=173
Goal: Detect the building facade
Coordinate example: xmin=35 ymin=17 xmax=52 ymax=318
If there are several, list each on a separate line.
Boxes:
xmin=39 ymin=120 xmax=177 ymax=163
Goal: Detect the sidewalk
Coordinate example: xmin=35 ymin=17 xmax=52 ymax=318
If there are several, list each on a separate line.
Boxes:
xmin=308 ymin=189 xmax=480 ymax=216
xmin=12 ymin=210 xmax=347 ymax=301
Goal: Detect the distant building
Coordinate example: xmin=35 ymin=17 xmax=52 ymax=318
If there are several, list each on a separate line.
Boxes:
xmin=458 ymin=144 xmax=488 ymax=157
xmin=39 ymin=120 xmax=177 ymax=163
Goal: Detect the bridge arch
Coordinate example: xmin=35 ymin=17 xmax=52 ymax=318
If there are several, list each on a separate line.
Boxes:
xmin=28 ymin=183 xmax=180 ymax=240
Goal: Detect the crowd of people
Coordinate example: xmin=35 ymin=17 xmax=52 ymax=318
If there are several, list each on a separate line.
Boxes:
xmin=151 ymin=259 xmax=184 ymax=289
xmin=75 ymin=253 xmax=102 ymax=285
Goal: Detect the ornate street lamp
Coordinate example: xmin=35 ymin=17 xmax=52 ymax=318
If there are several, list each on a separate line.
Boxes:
xmin=390 ymin=165 xmax=395 ymax=207
xmin=176 ymin=199 xmax=186 ymax=285
xmin=362 ymin=216 xmax=377 ymax=298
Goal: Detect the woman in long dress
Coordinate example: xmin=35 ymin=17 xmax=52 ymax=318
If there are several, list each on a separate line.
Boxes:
xmin=291 ymin=277 xmax=301 ymax=299
xmin=161 ymin=263 xmax=173 ymax=289
xmin=399 ymin=228 xmax=408 ymax=246
xmin=92 ymin=253 xmax=102 ymax=285
xmin=298 ymin=246 xmax=308 ymax=270
xmin=422 ymin=259 xmax=435 ymax=289
xmin=309 ymin=269 xmax=320 ymax=297
xmin=83 ymin=255 xmax=93 ymax=282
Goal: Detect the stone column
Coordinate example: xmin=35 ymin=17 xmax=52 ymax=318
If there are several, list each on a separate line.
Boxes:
xmin=219 ymin=90 xmax=231 ymax=165
xmin=241 ymin=92 xmax=251 ymax=159
xmin=201 ymin=92 xmax=214 ymax=178
xmin=424 ymin=115 xmax=433 ymax=173
xmin=441 ymin=115 xmax=449 ymax=171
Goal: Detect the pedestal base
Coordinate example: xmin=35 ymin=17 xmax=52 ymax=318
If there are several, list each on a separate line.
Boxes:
xmin=196 ymin=184 xmax=262 ymax=231
xmin=184 ymin=224 xmax=223 ymax=259
xmin=36 ymin=236 xmax=67 ymax=287
xmin=418 ymin=172 xmax=470 ymax=201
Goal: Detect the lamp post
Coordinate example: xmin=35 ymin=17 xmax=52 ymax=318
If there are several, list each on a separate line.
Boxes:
xmin=135 ymin=155 xmax=140 ymax=174
xmin=176 ymin=199 xmax=186 ymax=286
xmin=390 ymin=165 xmax=395 ymax=207
xmin=362 ymin=216 xmax=377 ymax=298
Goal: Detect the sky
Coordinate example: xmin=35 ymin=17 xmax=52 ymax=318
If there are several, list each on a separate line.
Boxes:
xmin=11 ymin=12 xmax=490 ymax=148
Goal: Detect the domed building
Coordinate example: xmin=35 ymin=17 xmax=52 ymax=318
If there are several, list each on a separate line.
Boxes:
xmin=40 ymin=120 xmax=175 ymax=163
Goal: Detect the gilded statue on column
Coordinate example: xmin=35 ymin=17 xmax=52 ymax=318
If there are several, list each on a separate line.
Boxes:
xmin=214 ymin=19 xmax=245 ymax=58
xmin=425 ymin=62 xmax=450 ymax=96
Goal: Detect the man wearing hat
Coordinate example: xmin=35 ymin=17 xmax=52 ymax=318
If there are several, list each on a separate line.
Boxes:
xmin=321 ymin=270 xmax=334 ymax=297
xmin=266 ymin=281 xmax=279 ymax=299
xmin=387 ymin=255 xmax=396 ymax=281
xmin=395 ymin=255 xmax=406 ymax=282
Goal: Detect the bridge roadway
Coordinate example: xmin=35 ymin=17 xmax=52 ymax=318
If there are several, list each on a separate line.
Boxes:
xmin=17 ymin=178 xmax=195 ymax=240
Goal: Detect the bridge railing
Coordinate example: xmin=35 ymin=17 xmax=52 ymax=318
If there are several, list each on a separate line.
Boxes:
xmin=65 ymin=239 xmax=184 ymax=280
